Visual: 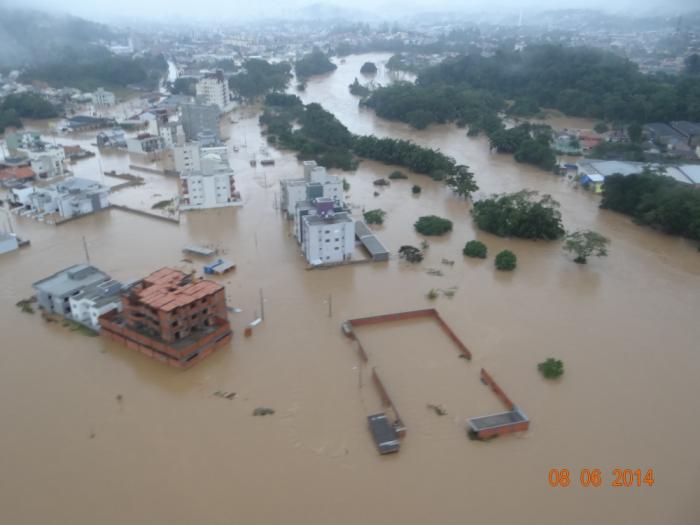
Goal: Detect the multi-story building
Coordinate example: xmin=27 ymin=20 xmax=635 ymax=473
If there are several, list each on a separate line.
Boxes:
xmin=280 ymin=161 xmax=343 ymax=218
xmin=93 ymin=87 xmax=116 ymax=107
xmin=158 ymin=121 xmax=185 ymax=149
xmin=68 ymin=280 xmax=124 ymax=330
xmin=173 ymin=142 xmax=201 ymax=173
xmin=294 ymin=197 xmax=355 ymax=266
xmin=126 ymin=133 xmax=166 ymax=156
xmin=180 ymin=152 xmax=241 ymax=210
xmin=27 ymin=145 xmax=66 ymax=179
xmin=181 ymin=102 xmax=221 ymax=142
xmin=11 ymin=177 xmax=110 ymax=220
xmin=99 ymin=267 xmax=232 ymax=368
xmin=33 ymin=264 xmax=113 ymax=317
xmin=173 ymin=142 xmax=228 ymax=173
xmin=195 ymin=70 xmax=231 ymax=112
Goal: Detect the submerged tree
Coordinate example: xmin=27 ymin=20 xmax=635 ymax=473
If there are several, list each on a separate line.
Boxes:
xmin=399 ymin=245 xmax=424 ymax=263
xmin=446 ymin=165 xmax=478 ymax=199
xmin=463 ymin=240 xmax=487 ymax=259
xmin=363 ymin=209 xmax=386 ymax=225
xmin=414 ymin=215 xmax=453 ymax=236
xmin=495 ymin=250 xmax=517 ymax=271
xmin=538 ymin=358 xmax=564 ymax=379
xmin=563 ymin=230 xmax=610 ymax=263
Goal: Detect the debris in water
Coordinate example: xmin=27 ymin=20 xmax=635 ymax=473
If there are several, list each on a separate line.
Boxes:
xmin=441 ymin=258 xmax=455 ymax=266
xmin=213 ymin=391 xmax=237 ymax=400
xmin=252 ymin=407 xmax=275 ymax=416
xmin=427 ymin=404 xmax=447 ymax=416
xmin=116 ymin=394 xmax=123 ymax=402
xmin=426 ymin=268 xmax=444 ymax=276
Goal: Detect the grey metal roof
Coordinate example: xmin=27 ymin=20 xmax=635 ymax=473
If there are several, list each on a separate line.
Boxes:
xmin=468 ymin=407 xmax=528 ymax=432
xmin=359 ymin=235 xmax=389 ymax=257
xmin=32 ymin=264 xmax=110 ymax=296
xmin=355 ymin=220 xmax=372 ymax=238
xmin=670 ymin=121 xmax=700 ymax=138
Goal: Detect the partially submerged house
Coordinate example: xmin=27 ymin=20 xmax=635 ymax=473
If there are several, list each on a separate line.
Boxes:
xmin=32 ymin=264 xmax=121 ymax=330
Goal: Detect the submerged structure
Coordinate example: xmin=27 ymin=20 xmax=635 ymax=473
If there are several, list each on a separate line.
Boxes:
xmin=99 ymin=267 xmax=232 ymax=368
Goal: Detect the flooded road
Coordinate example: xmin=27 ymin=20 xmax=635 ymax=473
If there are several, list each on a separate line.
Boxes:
xmin=1 ymin=53 xmax=699 ymax=525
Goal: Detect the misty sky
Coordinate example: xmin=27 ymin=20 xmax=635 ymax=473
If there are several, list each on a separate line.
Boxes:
xmin=5 ymin=0 xmax=698 ymax=23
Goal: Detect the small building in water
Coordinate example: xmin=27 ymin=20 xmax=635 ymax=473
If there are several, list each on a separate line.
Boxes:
xmin=33 ymin=264 xmax=114 ymax=317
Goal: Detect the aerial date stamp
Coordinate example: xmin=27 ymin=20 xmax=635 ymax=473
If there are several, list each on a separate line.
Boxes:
xmin=548 ymin=468 xmax=655 ymax=488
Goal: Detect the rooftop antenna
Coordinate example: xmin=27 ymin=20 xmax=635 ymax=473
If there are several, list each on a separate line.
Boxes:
xmin=82 ymin=236 xmax=91 ymax=264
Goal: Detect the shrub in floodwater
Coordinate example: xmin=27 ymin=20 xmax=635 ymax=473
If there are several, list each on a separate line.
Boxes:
xmin=463 ymin=240 xmax=487 ymax=259
xmin=363 ymin=209 xmax=386 ymax=225
xmin=495 ymin=250 xmax=517 ymax=271
xmin=414 ymin=215 xmax=453 ymax=236
xmin=426 ymin=288 xmax=439 ymax=300
xmin=412 ymin=185 xmax=421 ymax=194
xmin=389 ymin=170 xmax=408 ymax=179
xmin=538 ymin=358 xmax=564 ymax=379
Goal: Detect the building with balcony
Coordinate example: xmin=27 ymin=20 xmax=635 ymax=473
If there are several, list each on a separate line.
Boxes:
xmin=179 ymin=152 xmax=240 ymax=210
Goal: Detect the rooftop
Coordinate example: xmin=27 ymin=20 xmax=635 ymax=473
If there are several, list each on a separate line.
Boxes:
xmin=132 ymin=267 xmax=223 ymax=312
xmin=33 ymin=264 xmax=110 ymax=296
xmin=468 ymin=407 xmax=529 ymax=432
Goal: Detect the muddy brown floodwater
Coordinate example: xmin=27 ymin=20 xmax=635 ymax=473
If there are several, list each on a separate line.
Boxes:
xmin=1 ymin=53 xmax=699 ymax=525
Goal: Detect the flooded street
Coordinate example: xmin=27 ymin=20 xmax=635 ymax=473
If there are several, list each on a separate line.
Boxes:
xmin=1 ymin=53 xmax=699 ymax=525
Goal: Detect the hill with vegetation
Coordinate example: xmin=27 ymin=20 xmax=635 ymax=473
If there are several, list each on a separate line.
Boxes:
xmin=0 ymin=7 xmax=117 ymax=68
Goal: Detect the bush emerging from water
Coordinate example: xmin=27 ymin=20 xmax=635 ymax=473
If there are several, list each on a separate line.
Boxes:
xmin=389 ymin=170 xmax=408 ymax=179
xmin=495 ymin=250 xmax=517 ymax=271
xmin=538 ymin=358 xmax=564 ymax=379
xmin=399 ymin=245 xmax=424 ymax=263
xmin=412 ymin=185 xmax=422 ymax=194
xmin=463 ymin=240 xmax=487 ymax=259
xmin=363 ymin=209 xmax=386 ymax=225
xmin=414 ymin=215 xmax=453 ymax=236
xmin=472 ymin=190 xmax=564 ymax=240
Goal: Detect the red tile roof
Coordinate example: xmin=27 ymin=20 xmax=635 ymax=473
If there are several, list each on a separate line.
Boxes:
xmin=0 ymin=166 xmax=36 ymax=181
xmin=134 ymin=267 xmax=223 ymax=312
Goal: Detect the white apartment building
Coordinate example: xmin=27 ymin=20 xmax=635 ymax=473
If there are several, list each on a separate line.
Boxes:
xmin=93 ymin=87 xmax=116 ymax=107
xmin=27 ymin=146 xmax=65 ymax=179
xmin=69 ymin=280 xmax=123 ymax=330
xmin=11 ymin=177 xmax=110 ymax=220
xmin=297 ymin=198 xmax=355 ymax=266
xmin=173 ymin=142 xmax=228 ymax=173
xmin=180 ymin=153 xmax=241 ymax=210
xmin=195 ymin=70 xmax=231 ymax=112
xmin=158 ymin=121 xmax=185 ymax=149
xmin=280 ymin=161 xmax=343 ymax=218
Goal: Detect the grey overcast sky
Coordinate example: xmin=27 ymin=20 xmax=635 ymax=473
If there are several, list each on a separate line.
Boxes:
xmin=4 ymin=0 xmax=698 ymax=23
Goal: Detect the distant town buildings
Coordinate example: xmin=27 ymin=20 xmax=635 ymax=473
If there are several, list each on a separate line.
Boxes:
xmin=181 ymin=102 xmax=221 ymax=142
xmin=5 ymin=131 xmax=66 ymax=179
xmin=10 ymin=177 xmax=110 ymax=221
xmin=577 ymin=159 xmax=700 ymax=193
xmin=64 ymin=115 xmax=117 ymax=133
xmin=179 ymin=149 xmax=240 ymax=210
xmin=195 ymin=70 xmax=232 ymax=112
xmin=93 ymin=87 xmax=116 ymax=107
xmin=157 ymin=120 xmax=185 ymax=149
xmin=99 ymin=267 xmax=232 ymax=368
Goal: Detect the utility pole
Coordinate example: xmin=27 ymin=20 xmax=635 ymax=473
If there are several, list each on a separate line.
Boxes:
xmin=259 ymin=288 xmax=265 ymax=321
xmin=82 ymin=236 xmax=91 ymax=264
xmin=327 ymin=293 xmax=333 ymax=318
